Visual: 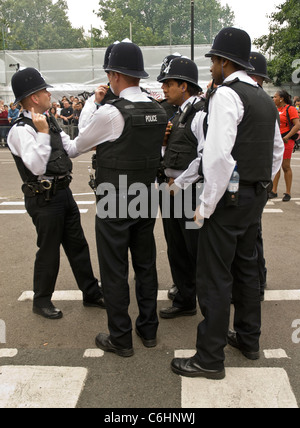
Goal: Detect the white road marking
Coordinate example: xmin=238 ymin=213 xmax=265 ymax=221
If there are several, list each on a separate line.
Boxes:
xmin=180 ymin=367 xmax=298 ymax=408
xmin=0 ymin=210 xmax=27 ymax=214
xmin=0 ymin=349 xmax=18 ymax=358
xmin=0 ymin=366 xmax=87 ymax=408
xmin=264 ymin=349 xmax=290 ymax=359
xmin=83 ymin=349 xmax=104 ymax=358
xmin=265 ymin=290 xmax=300 ymax=301
xmin=263 ymin=209 xmax=283 ymax=213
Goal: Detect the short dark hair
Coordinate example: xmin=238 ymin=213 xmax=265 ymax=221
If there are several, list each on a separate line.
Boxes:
xmin=174 ymin=79 xmax=199 ymax=96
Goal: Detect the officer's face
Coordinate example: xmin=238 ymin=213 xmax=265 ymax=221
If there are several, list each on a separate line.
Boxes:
xmin=210 ymin=56 xmax=224 ymax=85
xmin=161 ymin=79 xmax=186 ymax=106
xmin=34 ymin=89 xmax=52 ymax=111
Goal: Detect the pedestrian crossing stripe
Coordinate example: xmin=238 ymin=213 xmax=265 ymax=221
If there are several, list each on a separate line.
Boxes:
xmin=17 ymin=289 xmax=300 ymax=302
xmin=18 ymin=290 xmax=170 ymax=302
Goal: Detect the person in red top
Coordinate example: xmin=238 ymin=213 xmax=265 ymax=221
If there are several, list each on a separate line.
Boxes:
xmin=0 ymin=100 xmax=9 ymax=147
xmin=270 ymin=90 xmax=300 ymax=201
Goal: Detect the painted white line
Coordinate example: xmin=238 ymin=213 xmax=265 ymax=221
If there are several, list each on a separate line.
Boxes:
xmin=0 ymin=202 xmax=24 ymax=206
xmin=0 ymin=349 xmax=18 ymax=358
xmin=265 ymin=290 xmax=300 ymax=301
xmin=264 ymin=349 xmax=290 ymax=359
xmin=18 ymin=290 xmax=82 ymax=302
xmin=0 ymin=210 xmax=27 ymax=214
xmin=76 ymin=201 xmax=95 ymax=205
xmin=83 ymin=349 xmax=104 ymax=358
xmin=181 ymin=367 xmax=298 ymax=408
xmin=0 ymin=366 xmax=87 ymax=408
xmin=79 ymin=209 xmax=89 ymax=214
xmin=19 ymin=289 xmax=170 ymax=302
xmin=263 ymin=209 xmax=283 ymax=213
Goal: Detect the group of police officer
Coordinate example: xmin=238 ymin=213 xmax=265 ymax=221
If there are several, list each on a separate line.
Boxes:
xmin=8 ymin=27 xmax=284 ymax=379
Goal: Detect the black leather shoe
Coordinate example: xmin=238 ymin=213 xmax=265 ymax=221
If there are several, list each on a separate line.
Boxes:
xmin=95 ymin=333 xmax=134 ymax=357
xmin=33 ymin=305 xmax=63 ymax=320
xmin=168 ymin=285 xmax=178 ymax=301
xmin=135 ymin=328 xmax=157 ymax=348
xmin=159 ymin=306 xmax=197 ymax=319
xmin=83 ymin=296 xmax=106 ymax=309
xmin=171 ymin=356 xmax=225 ymax=380
xmin=227 ymin=330 xmax=260 ymax=360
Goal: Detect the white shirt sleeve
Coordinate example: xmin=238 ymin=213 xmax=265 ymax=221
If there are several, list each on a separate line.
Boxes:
xmin=75 ymin=104 xmax=124 ymax=154
xmin=174 ymin=110 xmax=206 ymax=189
xmin=199 ymin=87 xmax=243 ymax=218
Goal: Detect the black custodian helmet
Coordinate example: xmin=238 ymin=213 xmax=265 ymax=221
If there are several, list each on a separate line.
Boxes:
xmin=248 ymin=52 xmax=271 ymax=82
xmin=158 ymin=57 xmax=201 ymax=91
xmin=11 ymin=67 xmax=53 ymax=105
xmin=205 ymin=27 xmax=254 ymax=71
xmin=157 ymin=53 xmax=182 ymax=81
xmin=105 ymin=42 xmax=149 ymax=79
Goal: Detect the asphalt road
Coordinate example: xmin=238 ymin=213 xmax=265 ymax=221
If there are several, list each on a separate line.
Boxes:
xmin=0 ymin=147 xmax=299 ymax=410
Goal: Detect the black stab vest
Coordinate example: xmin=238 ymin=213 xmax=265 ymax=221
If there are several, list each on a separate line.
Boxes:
xmin=95 ymin=98 xmax=168 ymax=188
xmin=163 ymin=100 xmax=205 ymax=171
xmin=221 ymin=80 xmax=278 ymax=183
xmin=11 ymin=114 xmax=72 ymax=183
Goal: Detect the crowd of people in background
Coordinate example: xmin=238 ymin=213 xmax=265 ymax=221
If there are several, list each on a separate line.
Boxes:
xmin=1 ymin=92 xmax=300 ymax=148
xmin=0 ymin=95 xmax=87 ymax=146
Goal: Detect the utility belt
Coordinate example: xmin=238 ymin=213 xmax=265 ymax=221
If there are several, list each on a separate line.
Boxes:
xmin=239 ymin=180 xmax=272 ymax=195
xmin=22 ymin=175 xmax=72 ymax=201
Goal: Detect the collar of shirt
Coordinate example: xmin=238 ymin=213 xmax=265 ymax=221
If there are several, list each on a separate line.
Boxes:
xmin=180 ymin=96 xmax=201 ymax=112
xmin=223 ymin=70 xmax=258 ymax=87
xmin=119 ymin=86 xmax=152 ymax=102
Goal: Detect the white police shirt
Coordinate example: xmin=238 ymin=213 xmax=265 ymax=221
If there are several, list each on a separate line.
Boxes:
xmin=175 ymin=70 xmax=284 ymax=219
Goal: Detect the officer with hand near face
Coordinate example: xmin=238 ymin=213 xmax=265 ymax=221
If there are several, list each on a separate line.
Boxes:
xmin=8 ymin=68 xmax=105 ymax=319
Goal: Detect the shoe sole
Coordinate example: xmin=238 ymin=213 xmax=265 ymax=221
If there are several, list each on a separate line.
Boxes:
xmin=171 ymin=363 xmax=225 ymax=380
xmin=95 ymin=337 xmax=134 ymax=358
xmin=159 ymin=309 xmax=197 ymax=319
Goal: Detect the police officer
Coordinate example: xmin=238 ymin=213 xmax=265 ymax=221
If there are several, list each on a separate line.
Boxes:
xmin=73 ymin=42 xmax=168 ymax=357
xmin=157 ymin=57 xmax=206 ymax=319
xmin=8 ymin=68 xmax=105 ymax=319
xmin=171 ymin=28 xmax=284 ymax=379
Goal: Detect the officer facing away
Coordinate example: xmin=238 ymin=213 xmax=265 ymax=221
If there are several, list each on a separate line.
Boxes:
xmin=73 ymin=42 xmax=168 ymax=357
xmin=171 ymin=28 xmax=284 ymax=379
xmin=8 ymin=68 xmax=105 ymax=319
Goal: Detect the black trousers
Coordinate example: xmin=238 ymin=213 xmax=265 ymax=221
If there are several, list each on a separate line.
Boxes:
xmin=161 ymin=185 xmax=199 ymax=310
xmin=25 ymin=187 xmax=101 ymax=307
xmin=96 ymin=215 xmax=159 ymax=349
xmin=195 ymin=186 xmax=267 ymax=370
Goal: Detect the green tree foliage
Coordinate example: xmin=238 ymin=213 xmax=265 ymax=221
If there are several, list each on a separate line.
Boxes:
xmin=92 ymin=0 xmax=234 ymax=47
xmin=255 ymin=0 xmax=300 ymax=85
xmin=0 ymin=0 xmax=89 ymax=50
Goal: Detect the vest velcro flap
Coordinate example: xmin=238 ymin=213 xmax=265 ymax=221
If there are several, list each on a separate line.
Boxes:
xmin=131 ymin=114 xmax=168 ymax=127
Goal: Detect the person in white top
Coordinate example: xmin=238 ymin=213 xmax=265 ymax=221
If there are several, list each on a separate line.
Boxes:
xmin=171 ymin=28 xmax=284 ymax=380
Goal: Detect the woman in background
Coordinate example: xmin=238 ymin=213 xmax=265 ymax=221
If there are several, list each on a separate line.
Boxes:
xmin=270 ymin=90 xmax=300 ymax=201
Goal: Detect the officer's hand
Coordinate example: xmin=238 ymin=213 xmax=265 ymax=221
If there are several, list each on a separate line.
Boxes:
xmin=163 ymin=121 xmax=172 ymax=146
xmin=167 ymin=178 xmax=181 ymax=197
xmin=193 ymin=206 xmax=204 ymax=229
xmin=95 ymin=85 xmax=109 ymax=105
xmin=31 ymin=109 xmax=49 ymax=134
